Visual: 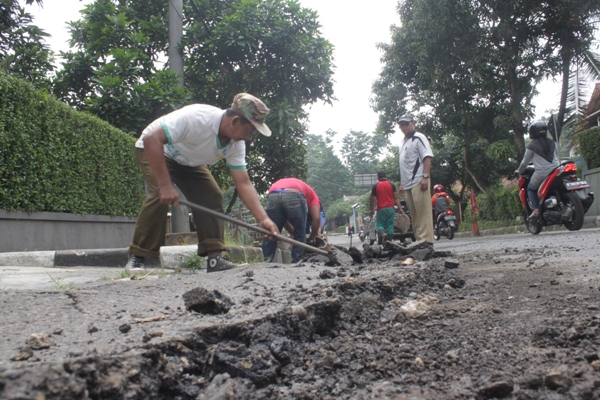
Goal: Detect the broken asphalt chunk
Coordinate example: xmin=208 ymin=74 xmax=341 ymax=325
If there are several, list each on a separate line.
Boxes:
xmin=183 ymin=287 xmax=233 ymax=315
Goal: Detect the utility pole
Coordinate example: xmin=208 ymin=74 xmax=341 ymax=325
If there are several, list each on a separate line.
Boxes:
xmin=168 ymin=0 xmax=189 ymax=233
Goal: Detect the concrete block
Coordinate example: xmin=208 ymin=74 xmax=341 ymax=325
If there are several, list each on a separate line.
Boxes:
xmin=160 ymin=245 xmax=199 ymax=269
xmin=0 ymin=251 xmax=55 ymax=267
xmin=164 ymin=232 xmax=198 ymax=246
xmin=271 ymin=248 xmax=292 ymax=264
xmin=226 ymin=246 xmax=263 ymax=264
xmin=54 ymin=248 xmax=128 ymax=267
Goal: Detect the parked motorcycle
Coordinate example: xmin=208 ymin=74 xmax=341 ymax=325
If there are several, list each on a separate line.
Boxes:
xmin=433 ymin=209 xmax=456 ymax=240
xmin=518 ymin=161 xmax=594 ymax=234
xmin=358 ymin=229 xmax=366 ymax=242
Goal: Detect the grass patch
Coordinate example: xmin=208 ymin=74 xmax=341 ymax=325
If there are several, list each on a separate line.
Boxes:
xmin=46 ymin=271 xmax=75 ymax=291
xmin=180 ymin=253 xmax=204 ymax=274
xmin=110 ymin=268 xmax=172 ymax=280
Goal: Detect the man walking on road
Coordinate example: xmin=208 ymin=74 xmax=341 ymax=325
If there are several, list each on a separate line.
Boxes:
xmin=370 ymin=170 xmax=403 ymax=246
xmin=397 ymin=114 xmax=434 ymax=244
xmin=126 ymin=93 xmax=279 ymax=273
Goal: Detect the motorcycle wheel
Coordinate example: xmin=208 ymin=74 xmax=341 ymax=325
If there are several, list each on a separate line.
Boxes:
xmin=447 ymin=224 xmax=454 ymax=240
xmin=524 ymin=210 xmax=543 ymax=234
xmin=562 ymin=192 xmax=584 ymax=231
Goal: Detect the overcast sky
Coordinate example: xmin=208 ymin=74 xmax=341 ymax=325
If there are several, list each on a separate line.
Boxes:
xmin=29 ymin=0 xmax=594 ymax=145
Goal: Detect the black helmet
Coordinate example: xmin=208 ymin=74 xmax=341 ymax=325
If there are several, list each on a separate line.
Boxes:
xmin=528 ymin=121 xmax=548 ymax=140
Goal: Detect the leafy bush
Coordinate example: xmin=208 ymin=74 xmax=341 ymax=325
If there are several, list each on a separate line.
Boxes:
xmin=462 ymin=184 xmax=521 ymax=225
xmin=482 ymin=185 xmax=521 ymax=221
xmin=579 ymin=127 xmax=600 ymax=170
xmin=325 ymin=198 xmax=354 ymax=228
xmin=0 ymin=72 xmax=144 ymax=216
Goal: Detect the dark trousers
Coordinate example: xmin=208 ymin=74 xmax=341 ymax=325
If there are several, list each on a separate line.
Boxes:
xmin=261 ymin=191 xmax=307 ymax=263
xmin=527 ymin=181 xmax=540 ymax=209
xmin=128 ymin=148 xmax=226 ymax=259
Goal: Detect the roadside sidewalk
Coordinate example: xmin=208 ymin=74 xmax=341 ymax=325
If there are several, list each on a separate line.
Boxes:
xmin=0 ymin=215 xmax=598 ymax=269
xmin=0 ymin=245 xmax=262 ymax=269
xmin=454 ymin=214 xmax=599 ymax=238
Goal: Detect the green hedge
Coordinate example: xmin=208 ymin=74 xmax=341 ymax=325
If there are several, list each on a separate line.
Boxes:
xmin=461 ymin=184 xmax=521 ymax=224
xmin=579 ymin=126 xmax=600 ymax=170
xmin=0 ymin=72 xmax=144 ymax=216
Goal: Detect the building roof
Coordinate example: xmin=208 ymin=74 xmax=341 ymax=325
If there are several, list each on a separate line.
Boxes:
xmin=584 ymin=83 xmax=600 ymax=127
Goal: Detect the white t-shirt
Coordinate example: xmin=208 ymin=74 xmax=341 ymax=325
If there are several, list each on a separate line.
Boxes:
xmin=399 ymin=131 xmax=434 ymax=190
xmin=135 ymin=104 xmax=246 ymax=169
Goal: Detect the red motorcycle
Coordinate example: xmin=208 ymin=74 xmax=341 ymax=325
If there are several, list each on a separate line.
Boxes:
xmin=518 ymin=161 xmax=594 ymax=234
xmin=433 ymin=208 xmax=456 ymax=240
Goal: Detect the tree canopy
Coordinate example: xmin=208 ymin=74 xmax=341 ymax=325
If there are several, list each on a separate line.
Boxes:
xmin=340 ymin=130 xmax=389 ymax=176
xmin=51 ymin=0 xmax=335 ymax=194
xmin=306 ymin=132 xmax=353 ymax=208
xmin=0 ymin=0 xmax=53 ymax=88
xmin=373 ymin=0 xmax=600 ymax=194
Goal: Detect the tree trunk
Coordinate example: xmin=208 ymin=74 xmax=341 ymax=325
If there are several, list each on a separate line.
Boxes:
xmin=513 ymin=126 xmax=526 ymax=161
xmin=507 ymin=67 xmax=527 ymax=160
xmin=556 ymin=51 xmax=572 ymax=134
xmin=463 ymin=147 xmax=488 ymax=195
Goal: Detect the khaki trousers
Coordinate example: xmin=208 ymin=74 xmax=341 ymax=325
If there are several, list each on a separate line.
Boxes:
xmin=405 ymin=182 xmax=434 ymax=244
xmin=128 ymin=148 xmax=226 ymax=259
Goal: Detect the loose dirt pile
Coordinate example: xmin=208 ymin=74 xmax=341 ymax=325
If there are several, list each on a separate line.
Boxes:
xmin=1 ymin=238 xmax=599 ymax=399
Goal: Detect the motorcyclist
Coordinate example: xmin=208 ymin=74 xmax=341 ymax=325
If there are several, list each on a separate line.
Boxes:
xmin=431 ymin=184 xmax=451 ymax=229
xmin=358 ymin=228 xmax=365 ymax=242
xmin=516 ymin=121 xmax=560 ymax=219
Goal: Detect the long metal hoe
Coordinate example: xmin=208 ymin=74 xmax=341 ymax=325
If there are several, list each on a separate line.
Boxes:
xmin=178 ymin=199 xmax=329 ymax=256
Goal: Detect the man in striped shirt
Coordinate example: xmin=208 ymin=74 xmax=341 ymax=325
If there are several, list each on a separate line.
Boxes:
xmin=398 ymin=114 xmax=434 ymax=245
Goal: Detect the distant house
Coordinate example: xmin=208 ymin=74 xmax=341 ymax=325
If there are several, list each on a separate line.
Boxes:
xmin=584 ymin=83 xmax=600 ymax=128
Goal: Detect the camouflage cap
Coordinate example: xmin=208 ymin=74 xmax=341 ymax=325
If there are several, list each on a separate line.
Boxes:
xmin=231 ymin=93 xmax=272 ymax=137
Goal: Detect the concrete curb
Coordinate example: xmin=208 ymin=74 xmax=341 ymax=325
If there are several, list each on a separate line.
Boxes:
xmin=0 ymin=251 xmax=55 ymax=268
xmin=0 ymin=216 xmax=597 ymax=267
xmin=0 ymin=245 xmax=266 ymax=269
xmin=455 ymin=215 xmax=599 ymax=238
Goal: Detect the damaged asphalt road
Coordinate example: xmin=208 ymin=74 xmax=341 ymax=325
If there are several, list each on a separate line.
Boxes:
xmin=1 ymin=230 xmax=600 ymax=399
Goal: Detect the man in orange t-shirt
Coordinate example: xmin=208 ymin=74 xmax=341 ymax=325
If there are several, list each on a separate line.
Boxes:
xmin=261 ymin=178 xmax=321 ymax=263
xmin=431 ymin=184 xmax=451 ymax=228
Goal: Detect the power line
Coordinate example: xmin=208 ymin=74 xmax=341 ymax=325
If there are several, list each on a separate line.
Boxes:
xmin=168 ymin=0 xmax=184 ymax=21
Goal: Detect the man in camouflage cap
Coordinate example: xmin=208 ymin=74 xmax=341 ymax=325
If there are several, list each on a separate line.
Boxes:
xmin=126 ymin=93 xmax=279 ymax=273
xmin=231 ymin=93 xmax=271 ymax=137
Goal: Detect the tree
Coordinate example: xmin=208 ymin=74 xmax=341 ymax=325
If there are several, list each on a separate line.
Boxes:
xmin=373 ymin=0 xmax=556 ymax=162
xmin=324 ymin=198 xmax=353 ymax=229
xmin=376 ymin=145 xmax=400 ymax=184
xmin=371 ymin=0 xmax=600 ymax=194
xmin=306 ymin=132 xmax=353 ymax=208
xmin=52 ymin=0 xmax=188 ymax=135
xmin=0 ymin=0 xmax=54 ymax=88
xmin=340 ymin=130 xmax=389 ymax=176
xmin=52 ymin=0 xmax=335 ymax=196
xmin=183 ymin=0 xmax=334 ymax=194
xmin=541 ymin=1 xmax=600 ymax=145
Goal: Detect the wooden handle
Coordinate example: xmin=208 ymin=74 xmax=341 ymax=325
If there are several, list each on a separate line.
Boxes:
xmin=178 ymin=199 xmax=329 ymax=256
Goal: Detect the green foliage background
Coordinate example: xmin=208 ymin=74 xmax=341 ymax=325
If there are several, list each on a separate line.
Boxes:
xmin=579 ymin=127 xmax=600 ymax=170
xmin=0 ymin=72 xmax=145 ymax=215
xmin=476 ymin=184 xmax=522 ymax=222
